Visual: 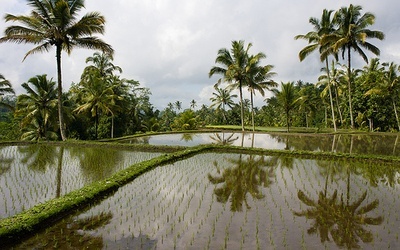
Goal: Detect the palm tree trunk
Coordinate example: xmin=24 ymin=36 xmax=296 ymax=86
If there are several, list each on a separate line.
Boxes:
xmin=347 ymin=47 xmax=354 ymax=129
xmin=56 ymin=45 xmax=67 ymax=141
xmin=250 ymin=91 xmax=255 ymax=131
xmin=286 ymin=110 xmax=290 ymax=132
xmin=239 ymin=82 xmax=245 ymax=131
xmin=111 ymin=112 xmax=114 ymax=138
xmin=326 ymin=59 xmax=337 ymax=132
xmin=392 ymin=98 xmax=400 ymax=131
xmin=335 ymin=85 xmax=344 ymax=124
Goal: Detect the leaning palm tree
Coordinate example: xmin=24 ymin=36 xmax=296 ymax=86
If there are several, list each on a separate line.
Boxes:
xmin=244 ymin=54 xmax=277 ymax=131
xmin=295 ymin=9 xmax=338 ymax=131
xmin=0 ymin=0 xmax=114 ymax=141
xmin=323 ymin=4 xmax=385 ymax=128
xmin=0 ymin=74 xmax=15 ymax=110
xmin=209 ymin=40 xmax=252 ymax=131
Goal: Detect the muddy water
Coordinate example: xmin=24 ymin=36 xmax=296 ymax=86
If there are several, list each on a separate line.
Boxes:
xmin=13 ymin=153 xmax=400 ymax=249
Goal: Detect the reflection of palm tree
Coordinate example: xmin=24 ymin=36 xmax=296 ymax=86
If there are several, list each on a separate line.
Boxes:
xmin=332 ymin=191 xmax=383 ymax=249
xmin=180 ymin=133 xmax=194 ymax=142
xmin=19 ymin=145 xmax=58 ymax=172
xmin=0 ymin=147 xmax=13 ymax=176
xmin=68 ymin=147 xmax=123 ymax=183
xmin=294 ymin=190 xmax=338 ymax=242
xmin=14 ymin=212 xmax=113 ymax=249
xmin=208 ymin=155 xmax=274 ymax=211
xmin=295 ymin=158 xmax=383 ymax=250
xmin=209 ymin=133 xmax=239 ymax=145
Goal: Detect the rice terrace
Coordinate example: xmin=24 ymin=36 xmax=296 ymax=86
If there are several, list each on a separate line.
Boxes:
xmin=1 ymin=0 xmax=400 ymax=249
xmin=1 ymin=131 xmax=400 ymax=249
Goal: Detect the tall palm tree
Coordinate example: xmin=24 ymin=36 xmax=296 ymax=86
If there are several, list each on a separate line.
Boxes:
xmin=174 ymin=100 xmax=182 ymax=112
xmin=0 ymin=74 xmax=15 ymax=110
xmin=209 ymin=40 xmax=252 ymax=131
xmin=272 ymin=82 xmax=300 ymax=132
xmin=190 ymin=99 xmax=197 ymax=110
xmin=245 ymin=54 xmax=277 ymax=131
xmin=209 ymin=86 xmax=237 ymax=123
xmin=16 ymin=74 xmax=58 ymax=141
xmin=323 ymin=4 xmax=385 ymax=128
xmin=0 ymin=0 xmax=114 ymax=141
xmin=295 ymin=9 xmax=338 ymax=131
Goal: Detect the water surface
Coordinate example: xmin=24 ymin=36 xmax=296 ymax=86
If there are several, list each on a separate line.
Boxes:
xmin=13 ymin=153 xmax=400 ymax=249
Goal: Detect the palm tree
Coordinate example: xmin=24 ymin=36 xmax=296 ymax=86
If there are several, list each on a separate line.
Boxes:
xmin=365 ymin=61 xmax=400 ymax=131
xmin=16 ymin=74 xmax=58 ymax=141
xmin=323 ymin=4 xmax=385 ymax=128
xmin=0 ymin=0 xmax=114 ymax=141
xmin=209 ymin=40 xmax=252 ymax=131
xmin=295 ymin=9 xmax=338 ymax=131
xmin=0 ymin=74 xmax=15 ymax=110
xmin=190 ymin=99 xmax=197 ymax=110
xmin=72 ymin=71 xmax=121 ymax=139
xmin=209 ymin=86 xmax=237 ymax=123
xmin=85 ymin=52 xmax=122 ymax=78
xmin=174 ymin=100 xmax=182 ymax=112
xmin=272 ymin=82 xmax=300 ymax=132
xmin=245 ymin=54 xmax=277 ymax=131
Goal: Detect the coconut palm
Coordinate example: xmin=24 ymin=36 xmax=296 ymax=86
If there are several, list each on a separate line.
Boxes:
xmin=323 ymin=4 xmax=385 ymax=128
xmin=272 ymin=82 xmax=300 ymax=132
xmin=16 ymin=74 xmax=58 ymax=141
xmin=85 ymin=52 xmax=122 ymax=78
xmin=244 ymin=54 xmax=277 ymax=131
xmin=210 ymin=86 xmax=237 ymax=123
xmin=295 ymin=9 xmax=338 ymax=131
xmin=0 ymin=74 xmax=15 ymax=110
xmin=190 ymin=99 xmax=197 ymax=110
xmin=72 ymin=70 xmax=121 ymax=139
xmin=209 ymin=40 xmax=252 ymax=131
xmin=0 ymin=0 xmax=114 ymax=140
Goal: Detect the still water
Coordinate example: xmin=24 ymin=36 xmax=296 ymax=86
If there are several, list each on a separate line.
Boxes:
xmin=0 ymin=145 xmax=161 ymax=218
xmin=13 ymin=152 xmax=400 ymax=249
xmin=118 ymin=132 xmax=400 ymax=156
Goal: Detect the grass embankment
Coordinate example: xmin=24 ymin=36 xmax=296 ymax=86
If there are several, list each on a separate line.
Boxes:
xmin=0 ymin=144 xmax=212 ymax=245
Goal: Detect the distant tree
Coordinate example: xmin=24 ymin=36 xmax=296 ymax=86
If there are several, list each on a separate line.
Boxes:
xmin=210 ymin=86 xmax=237 ymax=123
xmin=0 ymin=0 xmax=114 ymax=140
xmin=16 ymin=75 xmax=58 ymax=141
xmin=190 ymin=99 xmax=197 ymax=110
xmin=0 ymin=74 xmax=15 ymax=110
xmin=272 ymin=82 xmax=300 ymax=132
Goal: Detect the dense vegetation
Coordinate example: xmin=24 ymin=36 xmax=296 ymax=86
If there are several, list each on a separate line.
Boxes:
xmin=0 ymin=1 xmax=398 ymax=141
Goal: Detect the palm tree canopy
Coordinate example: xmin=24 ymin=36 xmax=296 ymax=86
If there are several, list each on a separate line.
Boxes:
xmin=324 ymin=4 xmax=385 ymax=63
xmin=0 ymin=0 xmax=114 ymax=60
xmin=0 ymin=74 xmax=15 ymax=96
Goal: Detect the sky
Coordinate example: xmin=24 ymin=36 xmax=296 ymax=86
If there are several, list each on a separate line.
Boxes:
xmin=0 ymin=0 xmax=399 ymax=110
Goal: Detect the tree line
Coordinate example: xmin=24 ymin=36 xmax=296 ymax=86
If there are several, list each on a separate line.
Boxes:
xmin=0 ymin=1 xmax=398 ymax=141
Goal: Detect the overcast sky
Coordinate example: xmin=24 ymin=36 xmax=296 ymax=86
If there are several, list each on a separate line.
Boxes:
xmin=1 ymin=0 xmax=399 ymax=110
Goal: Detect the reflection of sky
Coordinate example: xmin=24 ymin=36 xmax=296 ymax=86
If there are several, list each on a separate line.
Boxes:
xmin=121 ymin=133 xmax=400 ymax=156
xmin=124 ymin=132 xmax=288 ymax=149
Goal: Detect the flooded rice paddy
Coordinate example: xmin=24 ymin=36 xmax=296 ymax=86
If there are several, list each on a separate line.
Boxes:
xmin=0 ymin=145 xmax=161 ymax=218
xmin=13 ymin=152 xmax=400 ymax=249
xmin=118 ymin=132 xmax=400 ymax=156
